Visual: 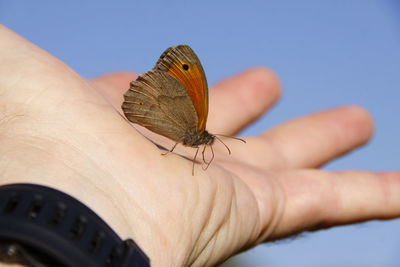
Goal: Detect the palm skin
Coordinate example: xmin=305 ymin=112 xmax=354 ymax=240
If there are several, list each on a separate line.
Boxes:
xmin=1 ymin=25 xmax=399 ymax=267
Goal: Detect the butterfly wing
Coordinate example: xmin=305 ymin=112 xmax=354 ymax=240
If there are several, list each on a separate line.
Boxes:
xmin=153 ymin=45 xmax=209 ymax=131
xmin=122 ymin=70 xmax=198 ymax=142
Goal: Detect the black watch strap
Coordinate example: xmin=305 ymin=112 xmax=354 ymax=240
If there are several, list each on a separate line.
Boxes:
xmin=0 ymin=183 xmax=150 ymax=267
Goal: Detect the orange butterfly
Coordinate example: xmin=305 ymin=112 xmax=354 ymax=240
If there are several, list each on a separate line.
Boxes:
xmin=122 ymin=45 xmax=244 ymax=174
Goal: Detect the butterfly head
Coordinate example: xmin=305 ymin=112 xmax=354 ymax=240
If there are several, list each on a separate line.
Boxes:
xmin=182 ymin=129 xmax=215 ymax=147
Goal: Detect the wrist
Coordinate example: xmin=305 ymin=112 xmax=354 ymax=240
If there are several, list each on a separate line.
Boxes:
xmin=0 ymin=153 xmax=176 ymax=266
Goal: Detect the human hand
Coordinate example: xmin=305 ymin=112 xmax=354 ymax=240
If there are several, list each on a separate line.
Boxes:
xmin=1 ymin=25 xmax=399 ymax=266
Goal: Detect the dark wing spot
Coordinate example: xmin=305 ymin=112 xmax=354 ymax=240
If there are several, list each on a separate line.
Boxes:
xmin=182 ymin=64 xmax=189 ymax=70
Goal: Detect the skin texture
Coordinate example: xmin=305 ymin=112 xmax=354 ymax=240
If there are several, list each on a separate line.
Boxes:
xmin=0 ymin=25 xmax=400 ymax=266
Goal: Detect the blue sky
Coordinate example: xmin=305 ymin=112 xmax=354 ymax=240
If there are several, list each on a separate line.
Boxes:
xmin=1 ymin=1 xmax=399 ymax=266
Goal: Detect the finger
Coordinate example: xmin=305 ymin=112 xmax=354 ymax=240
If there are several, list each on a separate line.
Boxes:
xmin=221 ymin=106 xmax=373 ymax=171
xmin=207 ymin=67 xmax=281 ymax=135
xmin=90 ymin=72 xmax=138 ymax=111
xmin=265 ymin=170 xmax=400 ymax=240
xmin=230 ymin=106 xmax=373 ymax=170
xmin=259 ymin=105 xmax=373 ymax=169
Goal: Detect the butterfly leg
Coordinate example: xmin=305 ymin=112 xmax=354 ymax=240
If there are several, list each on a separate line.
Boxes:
xmin=202 ymin=145 xmax=214 ymax=171
xmin=162 ymin=141 xmax=180 ymax=156
xmin=202 ymin=145 xmax=207 ymax=165
xmin=192 ymin=147 xmax=200 ymax=175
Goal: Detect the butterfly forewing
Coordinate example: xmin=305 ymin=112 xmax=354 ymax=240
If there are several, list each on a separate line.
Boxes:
xmin=153 ymin=45 xmax=209 ymax=131
xmin=122 ymin=70 xmax=198 ymax=142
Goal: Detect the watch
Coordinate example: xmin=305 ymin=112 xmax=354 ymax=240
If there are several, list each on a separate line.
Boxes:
xmin=0 ymin=183 xmax=150 ymax=267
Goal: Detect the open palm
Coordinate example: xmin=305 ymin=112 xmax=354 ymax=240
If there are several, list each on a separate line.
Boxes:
xmin=1 ymin=25 xmax=399 ymax=267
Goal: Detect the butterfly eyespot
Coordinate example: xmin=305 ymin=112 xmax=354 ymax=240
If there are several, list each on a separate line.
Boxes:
xmin=182 ymin=64 xmax=189 ymax=70
xmin=139 ymin=101 xmax=143 ymax=105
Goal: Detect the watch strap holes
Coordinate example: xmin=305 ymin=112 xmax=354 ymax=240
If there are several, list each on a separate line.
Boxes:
xmin=88 ymin=231 xmax=105 ymax=254
xmin=69 ymin=215 xmax=87 ymax=240
xmin=3 ymin=193 xmax=20 ymax=214
xmin=106 ymin=244 xmax=123 ymax=266
xmin=27 ymin=195 xmax=43 ymax=220
xmin=48 ymin=203 xmax=67 ymax=227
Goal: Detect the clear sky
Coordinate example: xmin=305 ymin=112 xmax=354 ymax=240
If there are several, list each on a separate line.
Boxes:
xmin=1 ymin=1 xmax=399 ymax=266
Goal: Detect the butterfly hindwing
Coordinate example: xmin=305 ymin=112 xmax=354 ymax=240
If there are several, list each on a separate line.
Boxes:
xmin=122 ymin=70 xmax=199 ymax=142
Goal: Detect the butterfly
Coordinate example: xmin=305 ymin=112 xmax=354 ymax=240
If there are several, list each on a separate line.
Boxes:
xmin=121 ymin=45 xmax=244 ymax=174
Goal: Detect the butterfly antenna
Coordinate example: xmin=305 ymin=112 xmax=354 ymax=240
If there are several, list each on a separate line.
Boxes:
xmin=214 ymin=136 xmax=232 ymax=155
xmin=214 ymin=134 xmax=246 ymax=143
